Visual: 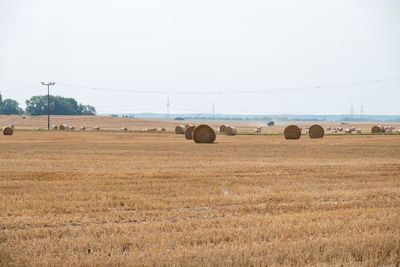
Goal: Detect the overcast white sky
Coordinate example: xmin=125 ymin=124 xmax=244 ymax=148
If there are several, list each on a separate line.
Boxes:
xmin=1 ymin=0 xmax=399 ymax=115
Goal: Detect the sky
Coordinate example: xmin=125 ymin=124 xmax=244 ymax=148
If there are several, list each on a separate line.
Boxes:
xmin=0 ymin=0 xmax=399 ymax=115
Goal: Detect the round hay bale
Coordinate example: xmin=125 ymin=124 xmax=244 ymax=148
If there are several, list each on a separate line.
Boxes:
xmin=93 ymin=126 xmax=100 ymax=131
xmin=326 ymin=126 xmax=331 ymax=131
xmin=254 ymin=127 xmax=261 ymax=133
xmin=345 ymin=128 xmax=352 ymax=134
xmin=121 ymin=127 xmax=128 ymax=131
xmin=2 ymin=127 xmax=13 ymax=136
xmin=224 ymin=126 xmax=237 ymax=136
xmin=284 ymin=125 xmax=301 ymax=140
xmin=9 ymin=124 xmax=14 ymax=130
xmin=52 ymin=125 xmax=58 ymax=130
xmin=397 ymin=129 xmax=400 ymax=134
xmin=58 ymin=124 xmax=65 ymax=130
xmin=337 ymin=127 xmax=343 ymax=132
xmin=159 ymin=128 xmax=166 ymax=132
xmin=309 ymin=124 xmax=324 ymax=138
xmin=385 ymin=128 xmax=392 ymax=134
xmin=69 ymin=126 xmax=75 ymax=131
xmin=350 ymin=127 xmax=356 ymax=132
xmin=193 ymin=124 xmax=216 ymax=143
xmin=185 ymin=125 xmax=196 ymax=140
xmin=331 ymin=130 xmax=337 ymax=133
xmin=219 ymin=125 xmax=227 ymax=133
xmin=185 ymin=124 xmax=191 ymax=128
xmin=175 ymin=125 xmax=186 ymax=134
xmin=356 ymin=129 xmax=362 ymax=134
xmin=371 ymin=125 xmax=384 ymax=133
xmin=80 ymin=126 xmax=86 ymax=131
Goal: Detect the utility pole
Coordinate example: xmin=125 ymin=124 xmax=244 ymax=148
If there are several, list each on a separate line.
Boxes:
xmin=212 ymin=102 xmax=215 ymax=120
xmin=360 ymin=102 xmax=364 ymax=117
xmin=41 ymin=82 xmax=55 ymax=130
xmin=350 ymin=104 xmax=354 ymax=119
xmin=166 ymin=97 xmax=170 ymax=120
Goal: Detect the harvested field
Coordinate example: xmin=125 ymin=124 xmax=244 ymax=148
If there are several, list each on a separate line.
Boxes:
xmin=0 ymin=131 xmax=400 ymax=265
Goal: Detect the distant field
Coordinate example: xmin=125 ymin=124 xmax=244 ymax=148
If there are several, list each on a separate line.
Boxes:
xmin=0 ymin=131 xmax=399 ymax=265
xmin=1 ymin=115 xmax=399 ymax=134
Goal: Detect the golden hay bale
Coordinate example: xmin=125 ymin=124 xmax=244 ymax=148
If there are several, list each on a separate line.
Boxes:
xmin=326 ymin=126 xmax=331 ymax=130
xmin=371 ymin=125 xmax=384 ymax=133
xmin=345 ymin=128 xmax=352 ymax=134
xmin=69 ymin=126 xmax=75 ymax=131
xmin=2 ymin=127 xmax=13 ymax=136
xmin=254 ymin=127 xmax=261 ymax=133
xmin=309 ymin=124 xmax=324 ymax=138
xmin=121 ymin=127 xmax=128 ymax=131
xmin=224 ymin=126 xmax=237 ymax=136
xmin=185 ymin=125 xmax=196 ymax=140
xmin=80 ymin=126 xmax=86 ymax=131
xmin=58 ymin=124 xmax=65 ymax=130
xmin=93 ymin=126 xmax=100 ymax=131
xmin=284 ymin=125 xmax=301 ymax=140
xmin=52 ymin=125 xmax=58 ymax=130
xmin=219 ymin=125 xmax=227 ymax=133
xmin=337 ymin=127 xmax=343 ymax=132
xmin=159 ymin=128 xmax=166 ymax=132
xmin=175 ymin=125 xmax=186 ymax=134
xmin=193 ymin=124 xmax=216 ymax=143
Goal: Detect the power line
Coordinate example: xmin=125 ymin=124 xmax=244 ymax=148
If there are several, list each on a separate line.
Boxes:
xmin=56 ymin=76 xmax=400 ymax=95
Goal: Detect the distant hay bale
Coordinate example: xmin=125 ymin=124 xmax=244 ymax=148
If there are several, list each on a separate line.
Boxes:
xmin=345 ymin=128 xmax=352 ymax=134
xmin=9 ymin=124 xmax=14 ymax=130
xmin=284 ymin=125 xmax=301 ymax=140
xmin=69 ymin=126 xmax=75 ymax=131
xmin=385 ymin=128 xmax=392 ymax=134
xmin=93 ymin=126 xmax=100 ymax=131
xmin=224 ymin=126 xmax=237 ymax=136
xmin=185 ymin=124 xmax=191 ymax=128
xmin=184 ymin=125 xmax=196 ymax=140
xmin=356 ymin=129 xmax=362 ymax=134
xmin=337 ymin=127 xmax=343 ymax=132
xmin=219 ymin=125 xmax=227 ymax=133
xmin=80 ymin=126 xmax=86 ymax=131
xmin=175 ymin=125 xmax=186 ymax=134
xmin=254 ymin=127 xmax=261 ymax=133
xmin=148 ymin=128 xmax=157 ymax=132
xmin=52 ymin=125 xmax=58 ymax=130
xmin=350 ymin=127 xmax=356 ymax=132
xmin=193 ymin=124 xmax=216 ymax=143
xmin=58 ymin=124 xmax=65 ymax=130
xmin=326 ymin=126 xmax=331 ymax=131
xmin=397 ymin=129 xmax=400 ymax=134
xmin=2 ymin=127 xmax=13 ymax=136
xmin=331 ymin=130 xmax=337 ymax=133
xmin=371 ymin=125 xmax=384 ymax=133
xmin=309 ymin=124 xmax=324 ymax=138
xmin=159 ymin=128 xmax=166 ymax=132
xmin=121 ymin=127 xmax=128 ymax=131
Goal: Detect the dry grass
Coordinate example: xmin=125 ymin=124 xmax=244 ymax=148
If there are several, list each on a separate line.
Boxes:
xmin=2 ymin=115 xmax=399 ymax=134
xmin=0 ymin=131 xmax=400 ymax=266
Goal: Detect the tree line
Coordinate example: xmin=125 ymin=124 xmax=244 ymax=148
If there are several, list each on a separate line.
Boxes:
xmin=0 ymin=92 xmax=96 ymax=115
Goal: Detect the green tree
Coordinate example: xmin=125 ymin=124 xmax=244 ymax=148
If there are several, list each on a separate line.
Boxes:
xmin=1 ymin=99 xmax=23 ymax=115
xmin=25 ymin=95 xmax=96 ymax=115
